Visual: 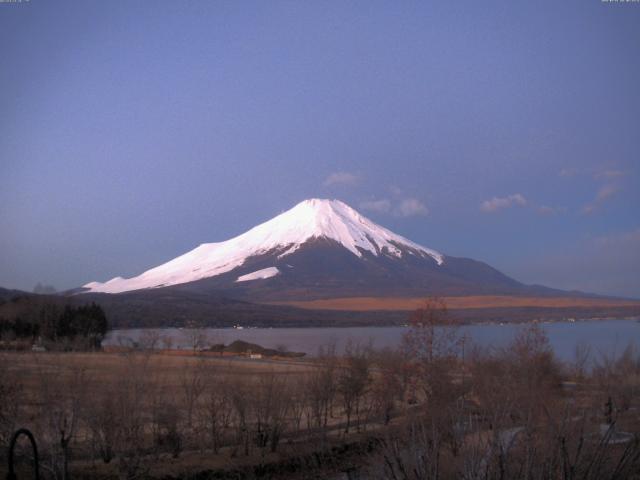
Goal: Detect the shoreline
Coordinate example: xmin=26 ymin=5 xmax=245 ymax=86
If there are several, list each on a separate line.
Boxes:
xmin=104 ymin=314 xmax=640 ymax=331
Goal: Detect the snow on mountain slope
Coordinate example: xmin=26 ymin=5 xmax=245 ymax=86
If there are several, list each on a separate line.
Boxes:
xmin=236 ymin=267 xmax=280 ymax=283
xmin=83 ymin=198 xmax=443 ymax=294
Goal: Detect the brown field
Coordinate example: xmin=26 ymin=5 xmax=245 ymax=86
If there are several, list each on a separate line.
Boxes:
xmin=4 ymin=350 xmax=313 ymax=394
xmin=269 ymin=295 xmax=640 ymax=311
xmin=0 ymin=351 xmax=322 ymax=478
xmin=2 ymin=341 xmax=640 ymax=479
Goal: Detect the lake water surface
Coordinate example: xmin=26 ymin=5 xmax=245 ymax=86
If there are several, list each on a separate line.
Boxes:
xmin=105 ymin=318 xmax=640 ymax=362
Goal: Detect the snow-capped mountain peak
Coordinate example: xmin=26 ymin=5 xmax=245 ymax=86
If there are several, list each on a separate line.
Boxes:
xmin=271 ymin=199 xmax=442 ymax=261
xmin=83 ymin=198 xmax=443 ymax=294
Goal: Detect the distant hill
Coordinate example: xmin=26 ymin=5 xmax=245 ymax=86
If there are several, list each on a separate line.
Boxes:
xmin=0 ymin=286 xmax=32 ymax=303
xmin=2 ymin=284 xmax=638 ymax=329
xmin=75 ymin=289 xmax=640 ymax=328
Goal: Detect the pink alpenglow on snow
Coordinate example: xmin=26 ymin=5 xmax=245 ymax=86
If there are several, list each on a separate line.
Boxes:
xmin=236 ymin=267 xmax=280 ymax=283
xmin=83 ymin=199 xmax=443 ymax=294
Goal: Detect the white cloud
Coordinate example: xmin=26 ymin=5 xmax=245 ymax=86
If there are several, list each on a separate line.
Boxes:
xmin=388 ymin=185 xmax=404 ymax=196
xmin=582 ymin=184 xmax=620 ymax=214
xmin=536 ymin=206 xmax=556 ymax=216
xmin=360 ymin=199 xmax=391 ymax=214
xmin=593 ymin=228 xmax=640 ymax=249
xmin=360 ymin=197 xmax=429 ymax=217
xmin=396 ymin=198 xmax=429 ymax=217
xmin=480 ymin=193 xmax=527 ymax=213
xmin=559 ymin=167 xmax=627 ymax=180
xmin=594 ymin=169 xmax=626 ymax=180
xmin=323 ymin=171 xmax=359 ymax=187
xmin=596 ymin=184 xmax=619 ymax=201
xmin=559 ymin=168 xmax=579 ymax=177
xmin=536 ymin=205 xmax=567 ymax=216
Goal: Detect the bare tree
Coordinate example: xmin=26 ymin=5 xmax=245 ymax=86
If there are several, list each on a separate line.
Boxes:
xmin=572 ymin=341 xmax=592 ymax=380
xmin=592 ymin=343 xmax=640 ymax=420
xmin=85 ymin=387 xmax=118 ymax=464
xmin=181 ymin=358 xmax=207 ymax=428
xmin=252 ymin=371 xmax=291 ymax=453
xmin=152 ymin=398 xmax=182 ymax=458
xmin=371 ymin=347 xmax=410 ymax=424
xmin=183 ymin=328 xmax=209 ymax=353
xmin=402 ymin=297 xmax=463 ymax=413
xmin=371 ymin=420 xmax=444 ymax=480
xmin=288 ymin=375 xmax=308 ymax=435
xmin=507 ymin=323 xmax=562 ymax=423
xmin=307 ymin=343 xmax=338 ymax=432
xmin=403 ymin=297 xmax=462 ymax=363
xmin=228 ymin=375 xmax=252 ymax=456
xmin=201 ymin=372 xmax=234 ymax=454
xmin=0 ymin=353 xmax=22 ymax=463
xmin=112 ymin=354 xmax=153 ymax=480
xmin=338 ymin=341 xmax=371 ymax=433
xmin=139 ymin=329 xmax=162 ymax=351
xmin=35 ymin=359 xmax=86 ymax=480
xmin=160 ymin=334 xmax=173 ymax=350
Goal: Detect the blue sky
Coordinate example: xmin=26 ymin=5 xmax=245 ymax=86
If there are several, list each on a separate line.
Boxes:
xmin=1 ymin=1 xmax=639 ymax=297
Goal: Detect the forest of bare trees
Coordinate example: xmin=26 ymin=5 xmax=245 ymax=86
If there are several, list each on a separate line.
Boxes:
xmin=1 ymin=300 xmax=639 ymax=479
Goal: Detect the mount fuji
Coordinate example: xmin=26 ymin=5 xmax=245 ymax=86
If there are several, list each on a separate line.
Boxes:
xmin=73 ymin=199 xmax=640 ymax=327
xmin=82 ymin=198 xmax=552 ymax=300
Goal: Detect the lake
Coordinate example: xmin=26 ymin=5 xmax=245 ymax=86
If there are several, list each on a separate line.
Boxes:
xmin=104 ymin=318 xmax=640 ymax=363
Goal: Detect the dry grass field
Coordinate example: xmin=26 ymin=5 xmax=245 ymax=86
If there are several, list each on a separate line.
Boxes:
xmin=2 ymin=326 xmax=639 ymax=479
xmin=1 ymin=351 xmax=325 ymax=479
xmin=3 ymin=350 xmax=314 ymax=398
xmin=270 ymin=295 xmax=640 ymax=311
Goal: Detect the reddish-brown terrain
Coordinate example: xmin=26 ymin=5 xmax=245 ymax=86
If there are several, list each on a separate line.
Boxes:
xmin=271 ymin=295 xmax=640 ymax=311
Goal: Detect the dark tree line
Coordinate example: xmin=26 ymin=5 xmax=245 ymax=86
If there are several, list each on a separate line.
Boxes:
xmin=0 ymin=300 xmax=108 ymax=349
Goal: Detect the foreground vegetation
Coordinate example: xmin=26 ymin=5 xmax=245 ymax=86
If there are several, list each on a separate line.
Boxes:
xmin=1 ymin=299 xmax=639 ymax=479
